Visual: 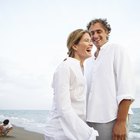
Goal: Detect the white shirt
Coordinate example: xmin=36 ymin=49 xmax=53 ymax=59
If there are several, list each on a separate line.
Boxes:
xmin=3 ymin=123 xmax=12 ymax=129
xmin=45 ymin=57 xmax=98 ymax=140
xmin=85 ymin=42 xmax=135 ymax=123
xmin=0 ymin=122 xmax=13 ymax=131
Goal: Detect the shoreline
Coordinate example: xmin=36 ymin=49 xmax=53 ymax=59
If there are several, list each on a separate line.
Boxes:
xmin=0 ymin=125 xmax=44 ymax=140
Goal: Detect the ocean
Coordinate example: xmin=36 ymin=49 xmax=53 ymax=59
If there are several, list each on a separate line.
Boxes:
xmin=0 ymin=108 xmax=140 ymax=140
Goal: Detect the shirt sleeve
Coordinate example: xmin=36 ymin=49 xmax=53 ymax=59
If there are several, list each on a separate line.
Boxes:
xmin=114 ymin=46 xmax=135 ymax=105
xmin=53 ymin=64 xmax=98 ymax=140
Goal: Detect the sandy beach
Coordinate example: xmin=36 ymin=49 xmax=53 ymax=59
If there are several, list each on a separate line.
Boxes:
xmin=0 ymin=125 xmax=44 ymax=140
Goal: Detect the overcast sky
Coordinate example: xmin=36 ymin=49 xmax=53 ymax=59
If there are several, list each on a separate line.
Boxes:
xmin=0 ymin=0 xmax=140 ymax=110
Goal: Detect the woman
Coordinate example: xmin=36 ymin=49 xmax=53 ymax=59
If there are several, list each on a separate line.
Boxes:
xmin=44 ymin=29 xmax=98 ymax=140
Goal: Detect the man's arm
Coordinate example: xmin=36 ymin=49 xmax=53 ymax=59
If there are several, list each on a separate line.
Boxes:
xmin=112 ymin=99 xmax=132 ymax=140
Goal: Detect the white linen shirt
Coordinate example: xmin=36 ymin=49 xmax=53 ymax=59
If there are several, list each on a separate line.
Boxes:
xmin=85 ymin=42 xmax=135 ymax=123
xmin=44 ymin=57 xmax=98 ymax=140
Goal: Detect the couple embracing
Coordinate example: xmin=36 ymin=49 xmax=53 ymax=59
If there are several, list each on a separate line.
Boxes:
xmin=44 ymin=18 xmax=135 ymax=140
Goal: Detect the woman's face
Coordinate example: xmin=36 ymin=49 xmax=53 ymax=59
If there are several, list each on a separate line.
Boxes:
xmin=74 ymin=33 xmax=93 ymax=61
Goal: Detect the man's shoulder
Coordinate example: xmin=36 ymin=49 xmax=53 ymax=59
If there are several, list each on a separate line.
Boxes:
xmin=107 ymin=43 xmax=127 ymax=55
xmin=108 ymin=43 xmax=122 ymax=49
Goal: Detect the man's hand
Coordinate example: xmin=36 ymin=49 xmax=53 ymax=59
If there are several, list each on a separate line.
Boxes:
xmin=112 ymin=120 xmax=127 ymax=140
xmin=112 ymin=99 xmax=132 ymax=140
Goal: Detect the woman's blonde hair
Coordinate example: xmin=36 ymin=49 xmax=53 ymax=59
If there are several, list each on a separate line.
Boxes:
xmin=67 ymin=29 xmax=91 ymax=57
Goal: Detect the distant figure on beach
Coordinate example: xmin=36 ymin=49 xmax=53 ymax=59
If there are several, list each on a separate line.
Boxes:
xmin=85 ymin=18 xmax=135 ymax=140
xmin=44 ymin=29 xmax=98 ymax=140
xmin=0 ymin=119 xmax=13 ymax=136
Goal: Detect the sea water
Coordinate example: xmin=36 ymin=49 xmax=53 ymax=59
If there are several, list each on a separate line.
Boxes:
xmin=0 ymin=110 xmax=49 ymax=134
xmin=129 ymin=108 xmax=140 ymax=140
xmin=0 ymin=108 xmax=140 ymax=139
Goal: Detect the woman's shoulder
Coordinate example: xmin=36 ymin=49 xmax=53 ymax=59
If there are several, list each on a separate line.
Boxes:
xmin=55 ymin=57 xmax=81 ymax=75
xmin=54 ymin=59 xmax=70 ymax=74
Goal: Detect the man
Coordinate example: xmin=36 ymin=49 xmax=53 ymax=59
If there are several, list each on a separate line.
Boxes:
xmin=85 ymin=18 xmax=135 ymax=140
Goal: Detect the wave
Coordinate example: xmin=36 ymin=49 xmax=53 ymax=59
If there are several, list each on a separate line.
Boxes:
xmin=129 ymin=131 xmax=140 ymax=140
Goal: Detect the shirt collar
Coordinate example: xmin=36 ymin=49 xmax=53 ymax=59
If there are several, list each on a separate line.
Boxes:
xmin=67 ymin=57 xmax=84 ymax=74
xmin=67 ymin=57 xmax=81 ymax=65
xmin=100 ymin=41 xmax=110 ymax=51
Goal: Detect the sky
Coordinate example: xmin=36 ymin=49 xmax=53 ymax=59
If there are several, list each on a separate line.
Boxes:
xmin=0 ymin=0 xmax=140 ymax=110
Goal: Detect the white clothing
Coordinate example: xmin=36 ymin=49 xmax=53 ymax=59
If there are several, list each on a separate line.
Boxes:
xmin=0 ymin=122 xmax=13 ymax=136
xmin=44 ymin=57 xmax=98 ymax=140
xmin=3 ymin=123 xmax=13 ymax=130
xmin=85 ymin=42 xmax=135 ymax=123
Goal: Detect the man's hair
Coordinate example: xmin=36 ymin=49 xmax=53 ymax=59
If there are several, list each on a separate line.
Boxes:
xmin=3 ymin=119 xmax=9 ymax=125
xmin=87 ymin=18 xmax=111 ymax=34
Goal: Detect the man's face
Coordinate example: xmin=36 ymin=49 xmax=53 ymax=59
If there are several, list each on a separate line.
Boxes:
xmin=88 ymin=22 xmax=109 ymax=49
